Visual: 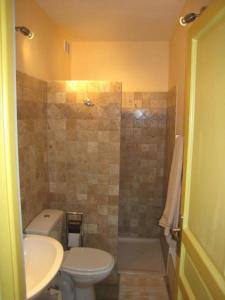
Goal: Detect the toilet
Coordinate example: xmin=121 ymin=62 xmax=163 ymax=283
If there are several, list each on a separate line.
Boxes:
xmin=25 ymin=209 xmax=114 ymax=300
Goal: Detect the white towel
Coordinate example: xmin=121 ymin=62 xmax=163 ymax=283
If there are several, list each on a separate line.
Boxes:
xmin=159 ymin=135 xmax=183 ymax=236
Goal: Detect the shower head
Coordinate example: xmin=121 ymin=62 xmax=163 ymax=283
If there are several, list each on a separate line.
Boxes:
xmin=179 ymin=6 xmax=207 ymax=27
xmin=83 ymin=98 xmax=94 ymax=107
xmin=15 ymin=26 xmax=35 ymax=39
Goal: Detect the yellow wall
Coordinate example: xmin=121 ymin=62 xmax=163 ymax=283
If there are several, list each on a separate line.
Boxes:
xmin=16 ymin=0 xmax=71 ymax=81
xmin=71 ymin=42 xmax=169 ymax=92
xmin=16 ymin=1 xmax=169 ymax=90
xmin=169 ymin=0 xmax=212 ymax=134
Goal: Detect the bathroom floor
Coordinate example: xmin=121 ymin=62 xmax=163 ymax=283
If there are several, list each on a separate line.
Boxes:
xmin=35 ymin=289 xmax=62 ymax=300
xmin=118 ymin=238 xmax=169 ymax=300
xmin=119 ymin=273 xmax=169 ymax=300
xmin=118 ymin=238 xmax=166 ymax=273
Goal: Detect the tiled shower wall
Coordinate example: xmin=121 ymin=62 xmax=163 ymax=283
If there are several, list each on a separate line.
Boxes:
xmin=47 ymin=81 xmax=121 ymax=285
xmin=17 ymin=71 xmax=49 ymax=227
xmin=119 ymin=92 xmax=168 ymax=238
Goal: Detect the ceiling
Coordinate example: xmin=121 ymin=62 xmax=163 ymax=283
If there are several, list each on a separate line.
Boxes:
xmin=36 ymin=0 xmax=186 ymax=41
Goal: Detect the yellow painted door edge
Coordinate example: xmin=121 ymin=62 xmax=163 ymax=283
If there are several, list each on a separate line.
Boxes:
xmin=0 ymin=0 xmax=26 ymax=299
xmin=176 ymin=0 xmax=225 ymax=299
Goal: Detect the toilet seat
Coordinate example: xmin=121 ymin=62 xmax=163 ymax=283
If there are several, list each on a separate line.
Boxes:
xmin=61 ymin=247 xmax=114 ymax=276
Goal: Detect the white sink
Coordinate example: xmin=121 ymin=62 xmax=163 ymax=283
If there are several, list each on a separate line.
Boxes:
xmin=23 ymin=234 xmax=63 ymax=299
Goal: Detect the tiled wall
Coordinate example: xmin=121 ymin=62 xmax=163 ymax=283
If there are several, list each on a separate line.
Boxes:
xmin=119 ymin=92 xmax=168 ymax=238
xmin=17 ymin=71 xmax=49 ymax=227
xmin=47 ymin=81 xmax=121 ymax=285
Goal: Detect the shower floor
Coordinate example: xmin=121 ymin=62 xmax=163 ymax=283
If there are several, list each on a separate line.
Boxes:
xmin=118 ymin=237 xmax=169 ymax=300
xmin=118 ymin=237 xmax=166 ymax=274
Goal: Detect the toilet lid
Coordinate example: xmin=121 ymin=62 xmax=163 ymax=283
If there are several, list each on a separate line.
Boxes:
xmin=61 ymin=247 xmax=114 ymax=273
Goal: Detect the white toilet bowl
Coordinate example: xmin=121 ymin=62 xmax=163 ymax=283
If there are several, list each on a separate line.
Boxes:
xmin=60 ymin=247 xmax=114 ymax=300
xmin=24 ymin=209 xmax=115 ymax=300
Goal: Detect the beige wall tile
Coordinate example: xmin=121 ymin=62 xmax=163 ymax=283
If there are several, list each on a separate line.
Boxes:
xmin=47 ymin=80 xmax=121 ymax=286
xmin=119 ymin=91 xmax=168 ymax=238
xmin=17 ymin=71 xmax=48 ymax=227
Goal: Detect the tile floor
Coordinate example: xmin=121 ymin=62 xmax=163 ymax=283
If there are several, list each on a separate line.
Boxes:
xmin=35 ymin=289 xmax=61 ymax=300
xmin=119 ymin=273 xmax=169 ymax=300
xmin=118 ymin=238 xmax=169 ymax=300
xmin=118 ymin=238 xmax=165 ymax=274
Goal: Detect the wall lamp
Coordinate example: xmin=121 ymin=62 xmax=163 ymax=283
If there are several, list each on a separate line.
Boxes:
xmin=179 ymin=6 xmax=207 ymax=27
xmin=15 ymin=26 xmax=35 ymax=39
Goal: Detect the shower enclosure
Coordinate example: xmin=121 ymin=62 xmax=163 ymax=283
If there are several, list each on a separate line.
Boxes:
xmin=117 ymin=91 xmax=169 ymax=299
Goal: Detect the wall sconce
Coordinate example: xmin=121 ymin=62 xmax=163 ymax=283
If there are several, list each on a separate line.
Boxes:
xmin=15 ymin=26 xmax=35 ymax=39
xmin=179 ymin=6 xmax=207 ymax=27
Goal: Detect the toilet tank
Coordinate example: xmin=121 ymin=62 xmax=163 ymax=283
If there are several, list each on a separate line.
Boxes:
xmin=25 ymin=209 xmax=64 ymax=242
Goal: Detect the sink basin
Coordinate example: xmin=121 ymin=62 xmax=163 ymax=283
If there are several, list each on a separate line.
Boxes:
xmin=23 ymin=234 xmax=63 ymax=299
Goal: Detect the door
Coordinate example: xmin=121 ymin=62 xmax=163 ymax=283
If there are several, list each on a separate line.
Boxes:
xmin=177 ymin=1 xmax=225 ymax=299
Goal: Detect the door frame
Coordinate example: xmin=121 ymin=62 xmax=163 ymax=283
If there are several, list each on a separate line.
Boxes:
xmin=0 ymin=0 xmax=25 ymax=299
xmin=177 ymin=0 xmax=225 ymax=299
